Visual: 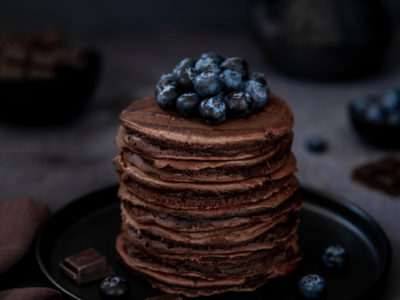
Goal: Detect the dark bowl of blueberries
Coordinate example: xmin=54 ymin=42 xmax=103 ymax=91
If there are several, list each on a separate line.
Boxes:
xmin=0 ymin=31 xmax=102 ymax=125
xmin=155 ymin=51 xmax=270 ymax=125
xmin=349 ymin=89 xmax=400 ymax=148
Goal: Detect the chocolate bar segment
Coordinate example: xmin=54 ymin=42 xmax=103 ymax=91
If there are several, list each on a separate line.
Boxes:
xmin=59 ymin=248 xmax=115 ymax=285
xmin=352 ymin=156 xmax=400 ymax=196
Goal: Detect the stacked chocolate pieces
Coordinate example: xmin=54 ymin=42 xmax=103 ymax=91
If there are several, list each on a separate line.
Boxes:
xmin=113 ymin=93 xmax=302 ymax=297
xmin=0 ymin=31 xmax=85 ymax=78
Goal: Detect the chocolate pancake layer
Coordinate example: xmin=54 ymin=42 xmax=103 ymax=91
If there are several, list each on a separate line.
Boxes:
xmin=117 ymin=93 xmax=293 ymax=160
xmin=113 ymin=93 xmax=302 ymax=297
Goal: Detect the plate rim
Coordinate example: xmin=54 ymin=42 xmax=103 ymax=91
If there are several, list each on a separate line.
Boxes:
xmin=35 ymin=184 xmax=392 ymax=300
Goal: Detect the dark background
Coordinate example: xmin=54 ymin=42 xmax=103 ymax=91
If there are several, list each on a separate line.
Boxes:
xmin=0 ymin=0 xmax=399 ymax=33
xmin=0 ymin=1 xmax=399 ymax=300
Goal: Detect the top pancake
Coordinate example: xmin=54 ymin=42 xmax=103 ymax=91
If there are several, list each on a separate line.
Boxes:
xmin=119 ymin=93 xmax=294 ymax=148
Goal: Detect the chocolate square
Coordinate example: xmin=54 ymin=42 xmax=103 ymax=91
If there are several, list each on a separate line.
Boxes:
xmin=0 ymin=61 xmax=23 ymax=77
xmin=352 ymin=156 xmax=400 ymax=196
xmin=59 ymin=248 xmax=115 ymax=285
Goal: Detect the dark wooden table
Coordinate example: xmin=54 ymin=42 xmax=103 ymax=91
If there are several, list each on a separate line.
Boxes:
xmin=0 ymin=30 xmax=399 ymax=299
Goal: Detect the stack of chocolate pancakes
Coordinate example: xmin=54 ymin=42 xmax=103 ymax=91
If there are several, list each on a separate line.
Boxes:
xmin=113 ymin=93 xmax=302 ymax=297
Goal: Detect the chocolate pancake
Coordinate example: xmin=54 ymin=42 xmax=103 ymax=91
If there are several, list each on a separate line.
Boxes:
xmin=118 ymin=141 xmax=293 ymax=183
xmin=113 ymin=93 xmax=302 ymax=297
xmin=116 ymin=233 xmax=302 ymax=297
xmin=117 ymin=93 xmax=293 ymax=160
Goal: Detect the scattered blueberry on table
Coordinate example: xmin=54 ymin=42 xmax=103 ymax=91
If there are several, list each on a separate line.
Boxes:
xmin=298 ymin=274 xmax=327 ymax=299
xmin=99 ymin=276 xmax=129 ymax=298
xmin=155 ymin=52 xmax=270 ymax=124
xmin=305 ymin=136 xmax=328 ymax=153
xmin=322 ymin=244 xmax=347 ymax=269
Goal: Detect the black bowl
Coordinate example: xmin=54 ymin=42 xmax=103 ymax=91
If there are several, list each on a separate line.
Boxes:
xmin=0 ymin=48 xmax=101 ymax=125
xmin=349 ymin=107 xmax=400 ymax=148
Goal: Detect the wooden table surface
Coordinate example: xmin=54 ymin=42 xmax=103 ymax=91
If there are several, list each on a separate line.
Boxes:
xmin=0 ymin=30 xmax=399 ymax=299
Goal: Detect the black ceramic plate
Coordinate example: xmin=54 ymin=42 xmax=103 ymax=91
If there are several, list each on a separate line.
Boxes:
xmin=36 ymin=185 xmax=391 ymax=300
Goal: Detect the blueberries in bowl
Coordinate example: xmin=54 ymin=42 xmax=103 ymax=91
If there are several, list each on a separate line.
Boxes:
xmin=155 ymin=52 xmax=271 ymax=124
xmin=349 ymin=89 xmax=400 ymax=147
xmin=298 ymin=274 xmax=327 ymax=299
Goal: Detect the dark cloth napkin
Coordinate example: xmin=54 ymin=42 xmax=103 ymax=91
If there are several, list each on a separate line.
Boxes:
xmin=0 ymin=287 xmax=62 ymax=300
xmin=0 ymin=197 xmax=62 ymax=299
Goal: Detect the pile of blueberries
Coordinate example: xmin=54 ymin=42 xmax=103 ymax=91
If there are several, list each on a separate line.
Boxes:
xmin=350 ymin=89 xmax=400 ymax=125
xmin=155 ymin=51 xmax=270 ymax=124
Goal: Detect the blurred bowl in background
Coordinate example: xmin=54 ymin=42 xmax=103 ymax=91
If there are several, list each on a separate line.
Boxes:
xmin=0 ymin=48 xmax=101 ymax=125
xmin=349 ymin=90 xmax=400 ymax=148
xmin=251 ymin=0 xmax=392 ymax=80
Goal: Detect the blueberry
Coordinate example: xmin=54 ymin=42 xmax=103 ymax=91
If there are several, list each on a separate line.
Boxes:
xmin=225 ymin=91 xmax=253 ymax=117
xmin=195 ymin=57 xmax=220 ymax=73
xmin=194 ymin=71 xmax=223 ymax=97
xmin=200 ymin=51 xmax=224 ymax=64
xmin=156 ymin=85 xmax=180 ymax=109
xmin=322 ymin=245 xmax=347 ymax=269
xmin=298 ymin=274 xmax=326 ymax=299
xmin=173 ymin=66 xmax=196 ymax=90
xmin=306 ymin=136 xmax=328 ymax=153
xmin=176 ymin=93 xmax=202 ymax=117
xmin=199 ymin=97 xmax=227 ymax=124
xmin=220 ymin=57 xmax=249 ymax=77
xmin=99 ymin=276 xmax=128 ymax=298
xmin=349 ymin=97 xmax=372 ymax=118
xmin=155 ymin=73 xmax=176 ymax=95
xmin=249 ymin=72 xmax=267 ymax=85
xmin=380 ymin=89 xmax=400 ymax=113
xmin=174 ymin=57 xmax=196 ymax=71
xmin=220 ymin=69 xmax=244 ymax=91
xmin=245 ymin=80 xmax=268 ymax=109
xmin=365 ymin=102 xmax=386 ymax=124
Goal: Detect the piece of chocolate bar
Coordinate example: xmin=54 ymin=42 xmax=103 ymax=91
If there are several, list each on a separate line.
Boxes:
xmin=0 ymin=61 xmax=23 ymax=77
xmin=352 ymin=156 xmax=400 ymax=196
xmin=145 ymin=295 xmax=183 ymax=300
xmin=59 ymin=248 xmax=115 ymax=285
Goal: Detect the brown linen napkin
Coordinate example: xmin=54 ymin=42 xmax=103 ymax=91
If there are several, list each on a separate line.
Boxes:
xmin=0 ymin=287 xmax=62 ymax=300
xmin=0 ymin=197 xmax=51 ymax=274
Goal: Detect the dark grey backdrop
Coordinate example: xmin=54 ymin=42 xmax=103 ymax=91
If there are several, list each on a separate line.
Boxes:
xmin=0 ymin=0 xmax=399 ymax=35
xmin=0 ymin=0 xmax=250 ymax=34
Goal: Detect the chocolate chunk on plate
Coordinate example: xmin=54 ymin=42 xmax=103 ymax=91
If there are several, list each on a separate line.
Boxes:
xmin=352 ymin=156 xmax=400 ymax=196
xmin=59 ymin=248 xmax=114 ymax=285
